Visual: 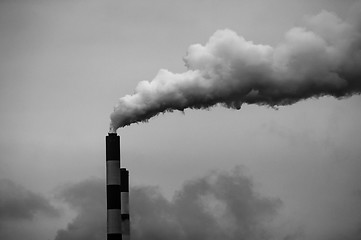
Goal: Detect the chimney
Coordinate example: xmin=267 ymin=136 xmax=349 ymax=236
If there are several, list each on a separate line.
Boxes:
xmin=106 ymin=133 xmax=122 ymax=239
xmin=121 ymin=168 xmax=130 ymax=240
xmin=106 ymin=133 xmax=131 ymax=239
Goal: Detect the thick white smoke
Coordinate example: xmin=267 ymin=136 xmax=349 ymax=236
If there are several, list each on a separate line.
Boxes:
xmin=110 ymin=10 xmax=361 ymax=131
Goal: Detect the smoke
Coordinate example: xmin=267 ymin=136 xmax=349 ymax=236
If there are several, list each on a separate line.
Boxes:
xmin=110 ymin=9 xmax=361 ymax=131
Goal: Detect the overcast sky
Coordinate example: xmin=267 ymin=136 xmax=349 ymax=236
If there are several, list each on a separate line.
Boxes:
xmin=0 ymin=0 xmax=360 ymax=240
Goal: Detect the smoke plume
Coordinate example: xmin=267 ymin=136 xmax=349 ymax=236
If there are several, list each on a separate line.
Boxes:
xmin=110 ymin=10 xmax=361 ymax=131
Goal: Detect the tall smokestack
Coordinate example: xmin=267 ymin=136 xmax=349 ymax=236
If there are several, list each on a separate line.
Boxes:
xmin=106 ymin=133 xmax=122 ymax=240
xmin=121 ymin=168 xmax=130 ymax=240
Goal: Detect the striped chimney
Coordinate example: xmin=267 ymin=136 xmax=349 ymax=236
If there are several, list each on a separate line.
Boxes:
xmin=106 ymin=133 xmax=122 ymax=240
xmin=121 ymin=168 xmax=130 ymax=240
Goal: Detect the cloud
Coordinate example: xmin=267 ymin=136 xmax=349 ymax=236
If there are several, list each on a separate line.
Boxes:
xmin=110 ymin=9 xmax=361 ymax=130
xmin=0 ymin=179 xmax=60 ymax=240
xmin=54 ymin=168 xmax=282 ymax=240
xmin=0 ymin=178 xmax=59 ymax=223
xmin=131 ymin=167 xmax=281 ymax=240
xmin=54 ymin=168 xmax=361 ymax=240
xmin=54 ymin=178 xmax=106 ymax=240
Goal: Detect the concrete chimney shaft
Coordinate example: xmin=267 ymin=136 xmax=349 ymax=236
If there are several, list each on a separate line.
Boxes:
xmin=121 ymin=168 xmax=130 ymax=240
xmin=106 ymin=133 xmax=122 ymax=240
xmin=106 ymin=133 xmax=130 ymax=240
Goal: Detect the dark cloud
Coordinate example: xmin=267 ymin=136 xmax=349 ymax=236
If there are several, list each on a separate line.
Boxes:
xmin=54 ymin=168 xmax=282 ymax=240
xmin=54 ymin=178 xmax=106 ymax=240
xmin=54 ymin=168 xmax=361 ymax=240
xmin=0 ymin=178 xmax=59 ymax=223
xmin=132 ymin=168 xmax=281 ymax=240
xmin=0 ymin=179 xmax=60 ymax=240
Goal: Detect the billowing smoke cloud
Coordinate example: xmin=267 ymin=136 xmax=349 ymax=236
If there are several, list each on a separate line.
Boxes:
xmin=110 ymin=10 xmax=361 ymax=131
xmin=54 ymin=169 xmax=283 ymax=240
xmin=0 ymin=179 xmax=59 ymax=223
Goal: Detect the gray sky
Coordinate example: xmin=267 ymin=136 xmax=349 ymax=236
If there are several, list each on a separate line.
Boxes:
xmin=0 ymin=0 xmax=360 ymax=239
